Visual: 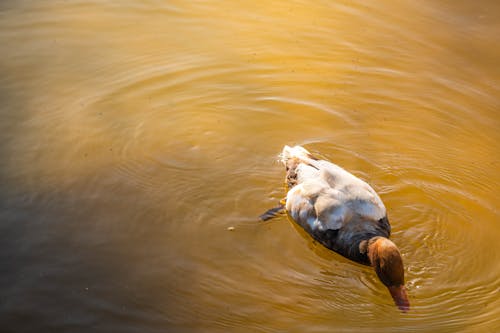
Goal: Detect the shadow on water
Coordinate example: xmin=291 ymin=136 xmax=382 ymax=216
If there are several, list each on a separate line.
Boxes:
xmin=0 ymin=149 xmax=197 ymax=332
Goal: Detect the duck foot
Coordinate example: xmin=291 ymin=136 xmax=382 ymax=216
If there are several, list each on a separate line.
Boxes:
xmin=259 ymin=201 xmax=286 ymax=221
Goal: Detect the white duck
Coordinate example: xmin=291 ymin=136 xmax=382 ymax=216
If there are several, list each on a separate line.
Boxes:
xmin=262 ymin=145 xmax=409 ymax=311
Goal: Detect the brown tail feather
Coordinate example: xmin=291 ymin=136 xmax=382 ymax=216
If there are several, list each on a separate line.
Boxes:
xmin=285 ymin=158 xmax=300 ymax=188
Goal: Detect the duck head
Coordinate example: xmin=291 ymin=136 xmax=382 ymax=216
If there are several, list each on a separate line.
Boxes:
xmin=367 ymin=237 xmax=410 ymax=312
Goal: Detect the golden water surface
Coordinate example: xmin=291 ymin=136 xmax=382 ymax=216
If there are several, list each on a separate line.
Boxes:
xmin=0 ymin=1 xmax=499 ymax=332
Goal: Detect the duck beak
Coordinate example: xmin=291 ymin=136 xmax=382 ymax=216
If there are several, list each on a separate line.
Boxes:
xmin=388 ymin=285 xmax=410 ymax=312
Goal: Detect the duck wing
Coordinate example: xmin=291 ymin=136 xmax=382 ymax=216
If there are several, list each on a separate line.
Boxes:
xmin=283 ymin=146 xmax=387 ymax=233
xmin=286 ymin=178 xmax=347 ymax=232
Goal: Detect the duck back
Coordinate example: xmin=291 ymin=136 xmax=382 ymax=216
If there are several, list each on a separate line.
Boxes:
xmin=281 ymin=145 xmax=391 ymax=264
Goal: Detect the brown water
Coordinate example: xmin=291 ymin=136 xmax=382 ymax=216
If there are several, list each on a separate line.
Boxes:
xmin=0 ymin=1 xmax=499 ymax=332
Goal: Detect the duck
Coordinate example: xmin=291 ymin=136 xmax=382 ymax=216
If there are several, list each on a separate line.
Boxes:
xmin=261 ymin=145 xmax=409 ymax=311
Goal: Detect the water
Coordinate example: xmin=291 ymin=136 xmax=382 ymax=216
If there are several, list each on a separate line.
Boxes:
xmin=0 ymin=1 xmax=499 ymax=332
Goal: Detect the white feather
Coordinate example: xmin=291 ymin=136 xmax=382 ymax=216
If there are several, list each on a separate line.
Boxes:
xmin=283 ymin=145 xmax=386 ymax=232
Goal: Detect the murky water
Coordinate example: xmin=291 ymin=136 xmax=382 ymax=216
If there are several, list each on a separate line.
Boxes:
xmin=1 ymin=1 xmax=499 ymax=332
